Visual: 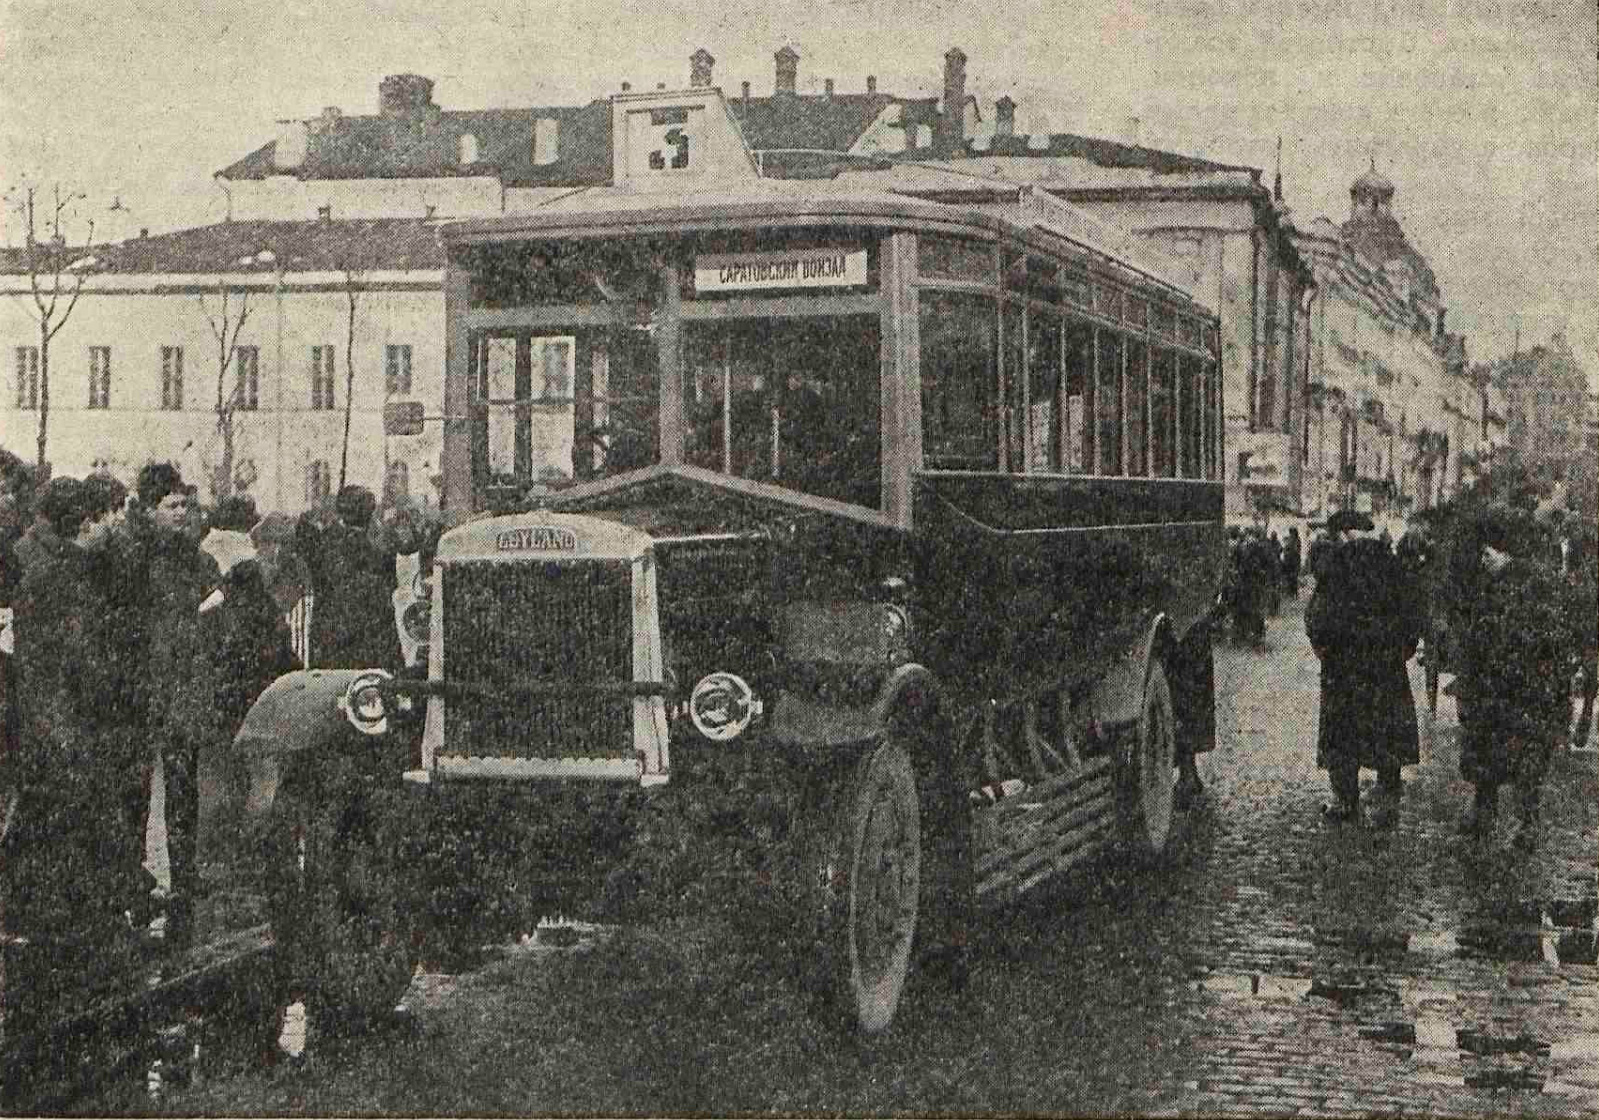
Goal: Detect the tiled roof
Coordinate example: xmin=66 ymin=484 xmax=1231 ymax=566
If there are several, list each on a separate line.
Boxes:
xmin=730 ymin=91 xmax=901 ymax=153
xmin=4 ymin=219 xmax=447 ymax=275
xmin=218 ymin=102 xmax=613 ymax=188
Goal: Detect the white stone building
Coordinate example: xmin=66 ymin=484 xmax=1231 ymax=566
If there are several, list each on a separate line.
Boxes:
xmin=3 ymin=219 xmax=445 ymax=512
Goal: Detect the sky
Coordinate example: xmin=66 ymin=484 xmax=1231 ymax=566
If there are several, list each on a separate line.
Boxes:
xmin=2 ymin=0 xmax=1594 ymax=378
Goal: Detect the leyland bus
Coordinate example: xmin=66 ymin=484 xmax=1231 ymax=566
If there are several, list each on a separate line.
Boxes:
xmin=234 ymin=173 xmax=1225 ymax=1038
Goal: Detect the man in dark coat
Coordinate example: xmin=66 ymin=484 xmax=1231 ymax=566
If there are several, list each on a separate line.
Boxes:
xmin=4 ymin=475 xmax=145 ymax=963
xmin=1282 ymin=526 xmax=1303 ymax=598
xmin=129 ymin=463 xmax=220 ymax=947
xmin=295 ymin=484 xmax=398 ymax=670
xmin=1305 ymin=511 xmax=1423 ymax=823
xmin=1454 ymin=507 xmax=1583 ymax=846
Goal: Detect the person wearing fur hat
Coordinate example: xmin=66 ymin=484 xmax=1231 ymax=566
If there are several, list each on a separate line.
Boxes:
xmin=1305 ymin=511 xmax=1424 ymax=824
xmin=1453 ymin=505 xmax=1584 ymax=846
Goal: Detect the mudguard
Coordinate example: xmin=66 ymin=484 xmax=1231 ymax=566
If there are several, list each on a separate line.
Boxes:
xmin=216 ymin=669 xmax=385 ymax=832
xmin=233 ymin=669 xmax=375 ymax=758
xmin=769 ymin=663 xmax=944 ymax=751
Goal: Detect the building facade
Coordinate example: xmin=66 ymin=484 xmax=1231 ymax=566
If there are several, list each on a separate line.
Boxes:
xmin=1491 ymin=333 xmax=1594 ymax=503
xmin=3 ymin=219 xmax=444 ymax=511
xmin=1292 ymin=166 xmax=1459 ymax=525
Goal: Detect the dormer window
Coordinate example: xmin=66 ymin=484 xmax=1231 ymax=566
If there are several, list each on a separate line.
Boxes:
xmin=458 ymin=133 xmax=479 ymax=165
xmin=534 ymin=117 xmax=559 ymax=165
xmin=914 ymin=123 xmax=932 ymax=149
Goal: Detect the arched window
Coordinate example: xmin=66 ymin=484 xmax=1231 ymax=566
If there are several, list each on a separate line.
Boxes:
xmin=458 ymin=133 xmax=479 ymax=165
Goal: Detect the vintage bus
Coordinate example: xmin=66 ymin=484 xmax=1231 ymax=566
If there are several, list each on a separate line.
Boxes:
xmin=237 ymin=172 xmax=1225 ymax=1038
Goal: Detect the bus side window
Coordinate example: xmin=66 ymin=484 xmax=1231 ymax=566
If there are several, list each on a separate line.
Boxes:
xmin=919 ymin=290 xmax=998 ymax=471
xmin=1151 ymin=347 xmax=1176 ymax=478
xmin=1026 ymin=308 xmax=1061 ymax=471
xmin=1125 ymin=337 xmax=1148 ymax=477
xmin=1179 ymin=353 xmax=1200 ymax=478
xmin=1097 ymin=328 xmax=1124 ymax=476
xmin=1063 ymin=321 xmax=1093 ymax=474
xmin=1002 ymin=302 xmax=1024 ymax=472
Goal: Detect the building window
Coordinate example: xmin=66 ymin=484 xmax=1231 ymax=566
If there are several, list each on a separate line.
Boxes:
xmin=235 ymin=346 xmax=260 ymax=410
xmin=305 ymin=459 xmax=331 ymax=505
xmin=534 ymin=117 xmax=560 ymax=165
xmin=88 ymin=346 xmax=111 ymax=409
xmin=386 ymin=344 xmax=413 ymax=394
xmin=160 ymin=346 xmax=184 ymax=410
xmin=310 ymin=345 xmax=336 ymax=410
xmin=384 ymin=459 xmax=410 ymax=503
xmin=458 ymin=133 xmax=479 ymax=164
xmin=15 ymin=346 xmax=39 ymax=409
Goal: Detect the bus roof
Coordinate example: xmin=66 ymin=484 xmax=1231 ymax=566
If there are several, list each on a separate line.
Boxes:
xmin=440 ymin=178 xmax=1213 ymax=315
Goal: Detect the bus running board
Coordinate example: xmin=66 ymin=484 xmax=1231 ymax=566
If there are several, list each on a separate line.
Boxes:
xmin=974 ymin=755 xmax=1115 ymax=901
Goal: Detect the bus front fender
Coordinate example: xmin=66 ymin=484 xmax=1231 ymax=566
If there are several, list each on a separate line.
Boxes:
xmin=769 ymin=662 xmax=946 ymax=752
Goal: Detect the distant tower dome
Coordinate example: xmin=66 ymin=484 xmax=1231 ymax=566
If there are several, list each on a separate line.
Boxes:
xmin=1351 ymin=158 xmax=1395 ymax=216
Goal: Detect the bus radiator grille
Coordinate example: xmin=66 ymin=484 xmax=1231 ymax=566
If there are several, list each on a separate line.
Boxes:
xmin=441 ymin=559 xmax=635 ymax=760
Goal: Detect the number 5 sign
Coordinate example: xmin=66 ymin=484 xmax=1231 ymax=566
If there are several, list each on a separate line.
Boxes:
xmin=628 ymin=106 xmax=696 ymax=178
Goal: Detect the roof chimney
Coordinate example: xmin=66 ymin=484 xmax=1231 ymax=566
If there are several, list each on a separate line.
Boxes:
xmin=379 ymin=74 xmax=435 ymax=116
xmin=939 ymin=47 xmax=967 ymax=156
xmin=824 ymin=78 xmax=834 ymax=99
xmin=741 ymin=80 xmax=751 ymax=102
xmin=1124 ymin=115 xmax=1142 ymax=146
xmin=775 ymin=45 xmax=799 ymax=96
xmin=867 ymin=75 xmax=876 ymax=94
xmin=995 ymin=95 xmax=1016 ymax=138
xmin=690 ymin=48 xmax=715 ymax=88
xmin=621 ymin=81 xmax=631 ymax=92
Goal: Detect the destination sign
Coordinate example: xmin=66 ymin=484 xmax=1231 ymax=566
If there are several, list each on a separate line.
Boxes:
xmin=496 ymin=526 xmax=578 ymax=552
xmin=695 ymin=249 xmax=867 ymax=293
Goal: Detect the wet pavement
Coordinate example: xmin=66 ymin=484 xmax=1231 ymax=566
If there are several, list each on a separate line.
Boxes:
xmin=79 ymin=590 xmax=1598 ymax=1118
xmin=1137 ymin=593 xmax=1599 ymax=1118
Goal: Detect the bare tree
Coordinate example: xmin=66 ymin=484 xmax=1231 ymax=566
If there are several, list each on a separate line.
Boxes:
xmin=339 ymin=263 xmax=364 ymax=490
xmin=199 ymin=277 xmax=253 ymax=500
xmin=333 ymin=227 xmax=379 ymax=491
xmin=4 ymin=183 xmax=96 ymax=474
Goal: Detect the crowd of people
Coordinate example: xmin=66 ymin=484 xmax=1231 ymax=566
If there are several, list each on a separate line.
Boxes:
xmin=0 ymin=453 xmax=418 ymax=970
xmin=1221 ymin=522 xmax=1302 ymax=641
xmin=1304 ymin=498 xmax=1596 ymax=844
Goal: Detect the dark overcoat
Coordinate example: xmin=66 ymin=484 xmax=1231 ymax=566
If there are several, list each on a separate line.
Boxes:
xmin=4 ymin=537 xmax=145 ymax=939
xmin=1305 ymin=537 xmax=1423 ymax=773
xmin=296 ymin=516 xmax=397 ymax=670
xmin=1454 ymin=555 xmax=1582 ymax=787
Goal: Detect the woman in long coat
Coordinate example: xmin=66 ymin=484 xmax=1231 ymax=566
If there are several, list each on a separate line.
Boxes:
xmin=1305 ymin=515 xmax=1423 ymax=822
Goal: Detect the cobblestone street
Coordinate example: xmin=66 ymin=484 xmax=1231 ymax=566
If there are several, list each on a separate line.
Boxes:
xmin=112 ymin=590 xmax=1599 ymax=1118
xmin=1108 ymin=591 xmax=1599 ymax=1118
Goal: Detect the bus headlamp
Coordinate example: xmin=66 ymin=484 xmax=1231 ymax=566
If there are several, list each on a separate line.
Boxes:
xmin=340 ymin=670 xmax=393 ymax=736
xmin=401 ymin=599 xmax=431 ymax=642
xmin=689 ymin=671 xmax=762 ymax=741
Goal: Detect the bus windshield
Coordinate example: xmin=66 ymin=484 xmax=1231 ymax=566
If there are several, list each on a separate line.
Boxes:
xmin=685 ymin=315 xmax=881 ymax=508
xmin=472 ymin=324 xmax=660 ymax=490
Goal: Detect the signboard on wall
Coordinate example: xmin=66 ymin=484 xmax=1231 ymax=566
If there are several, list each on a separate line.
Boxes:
xmin=612 ymin=88 xmax=758 ymax=188
xmin=694 ymin=249 xmax=867 ymax=293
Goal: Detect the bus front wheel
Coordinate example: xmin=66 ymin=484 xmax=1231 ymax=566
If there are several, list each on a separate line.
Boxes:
xmin=1127 ymin=659 xmax=1177 ymax=860
xmin=806 ymin=731 xmax=923 ymax=1035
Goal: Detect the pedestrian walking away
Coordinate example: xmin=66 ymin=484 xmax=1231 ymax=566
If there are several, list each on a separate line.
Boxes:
xmin=1453 ymin=505 xmax=1586 ymax=847
xmin=1305 ymin=510 xmax=1423 ymax=824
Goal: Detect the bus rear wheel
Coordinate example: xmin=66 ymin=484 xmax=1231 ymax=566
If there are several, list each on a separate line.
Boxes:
xmin=807 ymin=732 xmax=923 ymax=1035
xmin=1128 ymin=659 xmax=1177 ymax=860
